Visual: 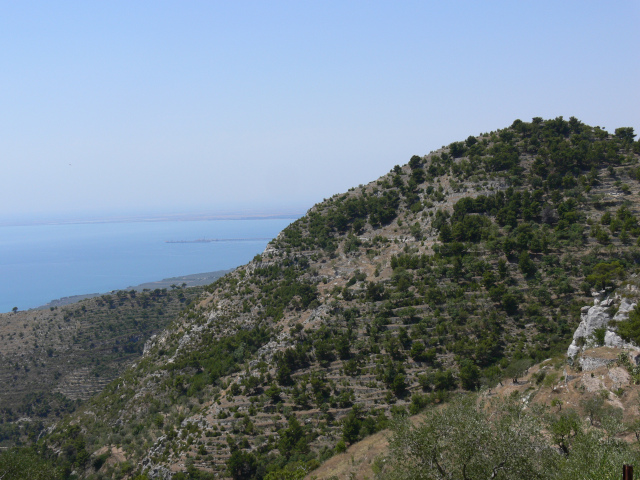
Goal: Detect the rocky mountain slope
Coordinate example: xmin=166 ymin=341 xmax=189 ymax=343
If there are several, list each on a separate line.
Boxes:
xmin=310 ymin=281 xmax=640 ymax=480
xmin=311 ymin=344 xmax=640 ymax=480
xmin=0 ymin=284 xmax=210 ymax=446
xmin=18 ymin=117 xmax=640 ymax=479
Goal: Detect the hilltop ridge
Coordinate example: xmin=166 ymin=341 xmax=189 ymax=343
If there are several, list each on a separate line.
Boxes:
xmin=6 ymin=117 xmax=640 ymax=479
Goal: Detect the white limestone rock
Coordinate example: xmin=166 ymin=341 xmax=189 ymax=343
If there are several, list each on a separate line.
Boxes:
xmin=567 ymin=299 xmax=613 ymax=358
xmin=567 ymin=295 xmax=639 ymax=358
xmin=605 ymin=296 xmax=638 ymax=349
xmin=613 ymin=297 xmax=636 ymax=322
xmin=579 ymin=356 xmax=616 ymax=371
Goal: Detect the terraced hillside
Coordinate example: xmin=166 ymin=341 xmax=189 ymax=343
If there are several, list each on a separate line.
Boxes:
xmin=0 ymin=285 xmax=208 ymax=445
xmin=309 ymin=344 xmax=640 ymax=480
xmin=32 ymin=117 xmax=640 ymax=479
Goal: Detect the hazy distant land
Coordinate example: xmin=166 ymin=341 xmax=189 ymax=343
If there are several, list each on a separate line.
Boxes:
xmin=0 ymin=212 xmax=302 ymax=227
xmin=35 ymin=269 xmax=232 ymax=309
xmin=2 ymin=216 xmax=295 ymax=314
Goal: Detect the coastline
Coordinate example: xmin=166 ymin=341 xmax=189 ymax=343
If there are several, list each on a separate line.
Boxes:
xmin=32 ymin=269 xmax=233 ymax=310
xmin=0 ymin=216 xmax=294 ymax=314
xmin=0 ymin=212 xmax=302 ymax=228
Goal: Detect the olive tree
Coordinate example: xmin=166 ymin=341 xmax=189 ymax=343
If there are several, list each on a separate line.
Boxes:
xmin=380 ymin=396 xmax=554 ymax=480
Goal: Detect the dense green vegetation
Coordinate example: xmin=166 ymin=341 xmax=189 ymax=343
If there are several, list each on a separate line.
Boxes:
xmin=617 ymin=303 xmax=640 ymax=346
xmin=0 ymin=447 xmax=65 ymax=480
xmin=380 ymin=393 xmax=639 ymax=480
xmin=2 ymin=117 xmax=640 ymax=479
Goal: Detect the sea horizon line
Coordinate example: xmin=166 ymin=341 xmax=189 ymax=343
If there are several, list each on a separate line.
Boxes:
xmin=0 ymin=212 xmax=304 ymax=227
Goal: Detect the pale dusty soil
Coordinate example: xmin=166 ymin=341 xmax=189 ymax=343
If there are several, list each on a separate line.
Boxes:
xmin=305 ymin=429 xmax=389 ymax=480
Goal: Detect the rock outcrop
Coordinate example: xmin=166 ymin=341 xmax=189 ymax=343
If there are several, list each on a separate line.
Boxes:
xmin=567 ymin=289 xmax=639 ymax=361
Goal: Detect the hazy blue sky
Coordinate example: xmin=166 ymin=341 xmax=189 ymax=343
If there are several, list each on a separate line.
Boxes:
xmin=1 ymin=1 xmax=638 ymax=222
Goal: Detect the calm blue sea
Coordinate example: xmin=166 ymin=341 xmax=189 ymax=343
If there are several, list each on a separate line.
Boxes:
xmin=0 ymin=218 xmax=296 ymax=313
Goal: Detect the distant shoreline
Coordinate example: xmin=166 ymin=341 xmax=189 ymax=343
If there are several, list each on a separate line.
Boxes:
xmin=0 ymin=213 xmax=302 ymax=228
xmin=166 ymin=237 xmax=272 ymax=243
xmin=32 ymin=269 xmax=233 ymax=310
xmin=0 ymin=215 xmax=292 ymax=314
